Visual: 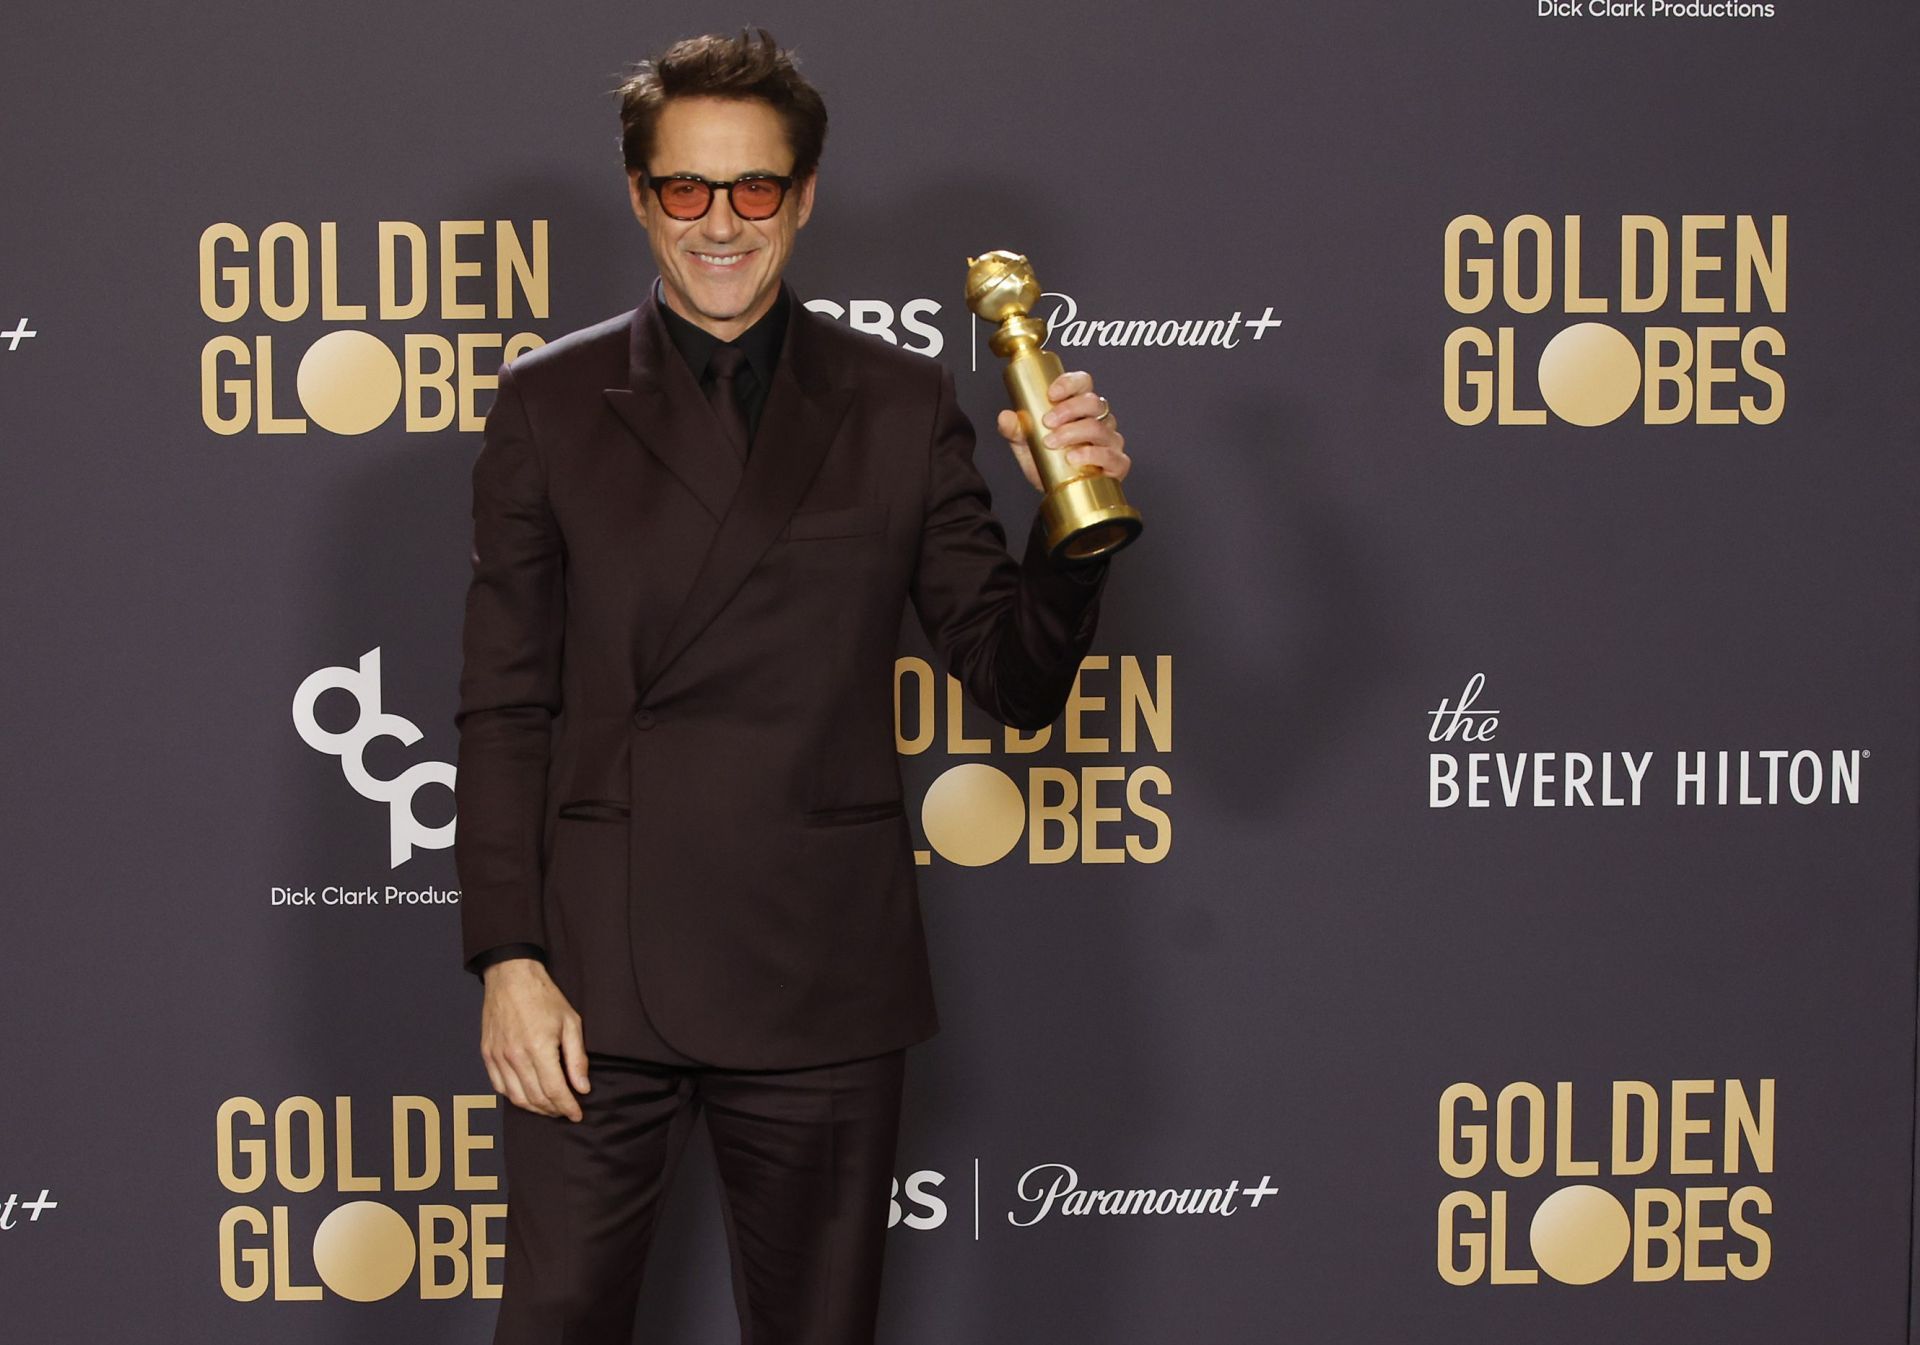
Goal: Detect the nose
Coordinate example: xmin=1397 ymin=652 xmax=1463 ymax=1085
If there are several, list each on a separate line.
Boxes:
xmin=702 ymin=191 xmax=743 ymax=241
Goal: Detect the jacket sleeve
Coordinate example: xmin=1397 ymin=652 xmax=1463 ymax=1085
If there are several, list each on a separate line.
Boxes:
xmin=908 ymin=362 xmax=1111 ymax=731
xmin=466 ymin=941 xmax=548 ymax=978
xmin=454 ymin=362 xmax=563 ymax=971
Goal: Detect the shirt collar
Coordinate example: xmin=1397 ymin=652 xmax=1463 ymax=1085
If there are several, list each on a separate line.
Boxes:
xmin=654 ymin=276 xmax=790 ymax=390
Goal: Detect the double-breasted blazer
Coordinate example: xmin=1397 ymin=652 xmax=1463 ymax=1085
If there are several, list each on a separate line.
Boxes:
xmin=454 ymin=282 xmax=1110 ymax=1069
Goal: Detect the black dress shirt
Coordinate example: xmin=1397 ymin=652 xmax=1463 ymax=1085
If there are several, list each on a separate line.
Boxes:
xmin=655 ymin=277 xmax=789 ymax=447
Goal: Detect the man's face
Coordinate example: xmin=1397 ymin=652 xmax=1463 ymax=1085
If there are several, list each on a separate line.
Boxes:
xmin=628 ymin=95 xmax=816 ymax=342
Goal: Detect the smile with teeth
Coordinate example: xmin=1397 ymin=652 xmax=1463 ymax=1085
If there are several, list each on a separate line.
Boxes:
xmin=692 ymin=250 xmax=752 ymax=267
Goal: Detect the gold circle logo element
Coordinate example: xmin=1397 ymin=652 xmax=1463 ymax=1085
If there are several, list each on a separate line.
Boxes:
xmin=1536 ymin=322 xmax=1641 ymax=426
xmin=312 ymin=1199 xmax=417 ymax=1301
xmin=920 ymin=763 xmax=1026 ymax=866
xmin=1528 ymin=1184 xmax=1631 ymax=1285
xmin=297 ymin=330 xmax=404 ymax=435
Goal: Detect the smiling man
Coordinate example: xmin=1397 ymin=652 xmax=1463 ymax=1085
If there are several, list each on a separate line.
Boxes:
xmin=454 ymin=28 xmax=1131 ymax=1345
xmin=632 ymin=96 xmax=813 ymax=339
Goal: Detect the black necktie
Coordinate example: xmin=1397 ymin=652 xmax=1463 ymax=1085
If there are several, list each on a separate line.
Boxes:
xmin=704 ymin=344 xmax=751 ymax=463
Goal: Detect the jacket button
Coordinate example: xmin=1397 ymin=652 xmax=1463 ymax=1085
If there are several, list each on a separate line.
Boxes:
xmin=632 ymin=710 xmax=656 ymax=731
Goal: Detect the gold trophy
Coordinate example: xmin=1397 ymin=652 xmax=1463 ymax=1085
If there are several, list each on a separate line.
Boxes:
xmin=966 ymin=250 xmax=1143 ymax=563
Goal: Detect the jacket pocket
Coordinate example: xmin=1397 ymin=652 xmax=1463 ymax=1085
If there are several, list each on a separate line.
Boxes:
xmin=784 ymin=503 xmax=887 ymax=541
xmin=803 ymin=799 xmax=905 ymax=828
xmin=556 ymin=798 xmax=631 ymax=823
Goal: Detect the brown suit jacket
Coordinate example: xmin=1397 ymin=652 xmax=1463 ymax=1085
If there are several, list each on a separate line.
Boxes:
xmin=454 ymin=282 xmax=1109 ymax=1069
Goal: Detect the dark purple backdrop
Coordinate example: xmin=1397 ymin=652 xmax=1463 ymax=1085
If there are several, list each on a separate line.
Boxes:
xmin=3 ymin=2 xmax=1916 ymax=1341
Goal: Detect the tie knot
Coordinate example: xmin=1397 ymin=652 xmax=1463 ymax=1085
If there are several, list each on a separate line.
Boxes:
xmin=707 ymin=343 xmax=748 ymax=383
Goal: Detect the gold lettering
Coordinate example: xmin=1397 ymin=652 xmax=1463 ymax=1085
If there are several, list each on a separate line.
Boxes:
xmin=1444 ymin=215 xmax=1494 ymax=314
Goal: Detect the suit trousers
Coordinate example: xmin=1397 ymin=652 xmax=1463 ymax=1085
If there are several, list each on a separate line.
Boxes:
xmin=492 ymin=1047 xmax=907 ymax=1345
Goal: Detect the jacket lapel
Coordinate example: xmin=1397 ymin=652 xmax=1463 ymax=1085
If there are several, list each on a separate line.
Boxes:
xmin=605 ymin=283 xmax=854 ymax=699
xmin=603 ymin=292 xmax=742 ymax=522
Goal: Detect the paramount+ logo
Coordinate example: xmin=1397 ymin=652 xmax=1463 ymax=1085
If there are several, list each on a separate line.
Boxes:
xmin=198 ymin=219 xmax=550 ymax=436
xmin=1443 ymin=213 xmax=1786 ymax=427
xmin=894 ymin=653 xmax=1172 ymax=866
xmin=216 ymin=1093 xmax=504 ymax=1302
xmin=1436 ymin=1077 xmax=1774 ymax=1286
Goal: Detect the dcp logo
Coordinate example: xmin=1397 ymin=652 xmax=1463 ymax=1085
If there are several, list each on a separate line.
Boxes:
xmin=293 ymin=648 xmax=454 ymax=866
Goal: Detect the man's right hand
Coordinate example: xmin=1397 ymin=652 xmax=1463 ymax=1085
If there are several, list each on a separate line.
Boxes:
xmin=480 ymin=958 xmax=591 ymax=1121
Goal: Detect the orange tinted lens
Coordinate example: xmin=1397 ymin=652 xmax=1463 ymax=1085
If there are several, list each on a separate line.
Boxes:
xmin=731 ymin=179 xmax=783 ymax=218
xmin=658 ymin=179 xmax=710 ymax=218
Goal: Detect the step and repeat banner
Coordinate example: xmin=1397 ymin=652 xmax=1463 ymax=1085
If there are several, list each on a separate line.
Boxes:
xmin=4 ymin=2 xmax=1917 ymax=1342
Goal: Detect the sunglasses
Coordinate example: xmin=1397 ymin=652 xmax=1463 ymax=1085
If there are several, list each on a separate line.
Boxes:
xmin=643 ymin=172 xmax=796 ymax=221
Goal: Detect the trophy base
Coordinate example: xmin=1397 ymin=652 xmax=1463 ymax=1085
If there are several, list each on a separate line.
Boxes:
xmin=1041 ymin=471 xmax=1144 ymax=565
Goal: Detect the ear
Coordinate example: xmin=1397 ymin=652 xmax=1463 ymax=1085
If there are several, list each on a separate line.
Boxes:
xmin=794 ymin=171 xmax=818 ymax=230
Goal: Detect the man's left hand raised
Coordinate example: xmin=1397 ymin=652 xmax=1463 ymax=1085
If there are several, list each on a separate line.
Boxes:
xmin=995 ymin=370 xmax=1131 ymax=492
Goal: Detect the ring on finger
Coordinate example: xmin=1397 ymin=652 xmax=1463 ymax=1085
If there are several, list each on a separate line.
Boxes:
xmin=1095 ymin=395 xmax=1113 ymax=423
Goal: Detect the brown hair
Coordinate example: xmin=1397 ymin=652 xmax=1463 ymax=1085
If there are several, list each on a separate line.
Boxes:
xmin=616 ymin=29 xmax=828 ymax=181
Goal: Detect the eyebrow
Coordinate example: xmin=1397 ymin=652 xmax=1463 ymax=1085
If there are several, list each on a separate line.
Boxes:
xmin=651 ymin=168 xmax=788 ymax=179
